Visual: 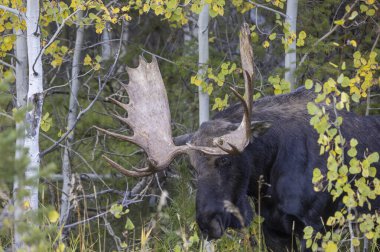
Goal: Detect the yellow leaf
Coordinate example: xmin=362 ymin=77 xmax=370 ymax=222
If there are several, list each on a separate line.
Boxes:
xmin=111 ymin=17 xmax=117 ymax=24
xmin=269 ymin=33 xmax=276 ymax=40
xmin=299 ymin=30 xmax=306 ymax=39
xmin=84 ymin=54 xmax=92 ymax=66
xmin=349 ymin=40 xmax=357 ymax=47
xmin=143 ymin=4 xmax=150 ymax=12
xmin=263 ymin=40 xmax=270 ymax=48
xmin=329 ymin=62 xmax=338 ymax=68
xmin=112 ymin=7 xmax=120 ymax=14
xmin=55 ymin=243 xmax=65 ymax=252
xmin=124 ymin=14 xmax=132 ymax=21
xmin=365 ymin=231 xmax=374 ymax=239
xmin=334 ymin=19 xmax=344 ymax=26
xmin=93 ymin=63 xmax=101 ymax=71
xmin=352 ymin=238 xmax=360 ymax=247
xmin=154 ymin=6 xmax=164 ymax=15
xmin=23 ymin=200 xmax=30 ymax=210
xmin=348 ymin=11 xmax=358 ymax=20
xmin=325 ymin=241 xmax=338 ymax=252
xmin=341 ymin=61 xmax=346 ymax=70
xmin=122 ymin=6 xmax=130 ymax=12
xmin=326 ymin=216 xmax=335 ymax=226
xmin=48 ymin=210 xmax=60 ymax=223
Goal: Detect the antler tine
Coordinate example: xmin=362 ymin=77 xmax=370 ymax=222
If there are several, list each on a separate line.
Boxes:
xmin=102 ymin=155 xmax=153 ymax=177
xmin=94 ymin=126 xmax=136 ymax=143
xmin=107 ymin=97 xmax=130 ymax=112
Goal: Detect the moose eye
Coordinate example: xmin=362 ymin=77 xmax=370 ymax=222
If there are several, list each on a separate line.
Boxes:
xmin=216 ymin=157 xmax=231 ymax=167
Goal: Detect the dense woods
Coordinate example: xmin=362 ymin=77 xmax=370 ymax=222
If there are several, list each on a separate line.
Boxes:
xmin=0 ymin=0 xmax=379 ymax=251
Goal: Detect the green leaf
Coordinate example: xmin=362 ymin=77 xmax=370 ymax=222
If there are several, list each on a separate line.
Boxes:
xmin=325 ymin=241 xmax=338 ymax=252
xmin=299 ymin=31 xmax=306 ymax=39
xmin=307 ymin=102 xmax=319 ymax=115
xmin=48 ymin=210 xmax=60 ymax=223
xmin=110 ymin=204 xmax=123 ymax=218
xmin=269 ymin=33 xmax=276 ymax=40
xmin=303 ymin=226 xmax=314 ymax=239
xmin=367 ymin=152 xmax=379 ymax=164
xmin=348 ymin=147 xmax=357 ymax=157
xmin=305 ymin=79 xmax=313 ymax=89
xmin=350 ymin=138 xmax=358 ymax=147
xmin=314 ymin=83 xmax=322 ymax=93
xmin=348 ymin=11 xmax=358 ymax=20
xmin=351 ymin=93 xmax=360 ymax=103
xmin=366 ymin=9 xmax=375 ymax=16
xmin=334 ymin=19 xmax=344 ymax=26
xmin=360 ymin=4 xmax=368 ymax=12
xmin=41 ymin=112 xmax=52 ymax=132
xmin=306 ymin=239 xmax=312 ymax=248
xmin=125 ymin=218 xmax=135 ymax=230
xmin=353 ymin=51 xmax=361 ymax=59
xmin=341 ymin=76 xmax=350 ymax=87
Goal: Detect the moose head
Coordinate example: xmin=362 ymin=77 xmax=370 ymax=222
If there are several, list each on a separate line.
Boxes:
xmin=95 ymin=24 xmax=270 ymax=239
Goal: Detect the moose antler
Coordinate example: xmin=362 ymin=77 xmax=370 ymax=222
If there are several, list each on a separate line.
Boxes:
xmin=187 ymin=23 xmax=254 ymax=155
xmin=96 ymin=24 xmax=255 ymax=176
xmin=95 ymin=56 xmax=189 ymax=177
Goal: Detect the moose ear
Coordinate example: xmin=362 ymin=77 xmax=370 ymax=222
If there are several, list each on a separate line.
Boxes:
xmin=173 ymin=133 xmax=194 ymax=146
xmin=250 ymin=121 xmax=271 ymax=138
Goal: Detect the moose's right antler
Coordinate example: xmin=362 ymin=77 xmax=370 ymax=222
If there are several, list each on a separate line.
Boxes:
xmin=95 ymin=56 xmax=189 ymax=177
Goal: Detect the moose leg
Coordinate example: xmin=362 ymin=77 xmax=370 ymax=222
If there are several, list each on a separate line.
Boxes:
xmin=263 ymin=224 xmax=298 ymax=252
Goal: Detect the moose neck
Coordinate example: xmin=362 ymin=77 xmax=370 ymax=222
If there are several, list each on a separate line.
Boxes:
xmin=246 ymin=132 xmax=279 ymax=199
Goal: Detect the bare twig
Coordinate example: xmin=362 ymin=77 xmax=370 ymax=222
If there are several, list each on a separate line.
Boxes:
xmin=32 ymin=9 xmax=80 ymax=75
xmin=103 ymin=216 xmax=123 ymax=252
xmin=298 ymin=0 xmax=360 ymax=66
xmin=247 ymin=0 xmax=288 ymax=18
xmin=0 ymin=111 xmax=13 ymax=120
xmin=40 ymin=23 xmax=125 ymax=157
xmin=0 ymin=4 xmax=23 ymax=17
xmin=0 ymin=59 xmax=15 ymax=70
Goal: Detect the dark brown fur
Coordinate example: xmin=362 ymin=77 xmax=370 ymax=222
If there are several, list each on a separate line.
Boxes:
xmin=191 ymin=87 xmax=380 ymax=251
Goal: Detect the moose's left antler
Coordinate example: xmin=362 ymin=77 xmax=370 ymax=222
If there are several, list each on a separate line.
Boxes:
xmin=95 ymin=57 xmax=189 ymax=177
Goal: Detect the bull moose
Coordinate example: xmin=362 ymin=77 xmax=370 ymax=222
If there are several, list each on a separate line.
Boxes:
xmin=95 ymin=26 xmax=380 ymax=251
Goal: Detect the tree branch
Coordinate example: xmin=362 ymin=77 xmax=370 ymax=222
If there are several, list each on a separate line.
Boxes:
xmin=298 ymin=0 xmax=360 ymax=66
xmin=0 ymin=59 xmax=15 ymax=70
xmin=0 ymin=4 xmax=23 ymax=17
xmin=32 ymin=9 xmax=80 ymax=75
xmin=40 ymin=23 xmax=125 ymax=157
xmin=247 ymin=0 xmax=288 ymax=18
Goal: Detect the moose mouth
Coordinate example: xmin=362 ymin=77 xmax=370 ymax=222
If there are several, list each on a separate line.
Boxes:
xmin=199 ymin=213 xmax=231 ymax=240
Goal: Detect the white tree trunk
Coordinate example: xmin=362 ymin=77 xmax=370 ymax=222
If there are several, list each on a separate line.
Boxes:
xmin=284 ymin=0 xmax=298 ymax=90
xmin=13 ymin=26 xmax=28 ymax=249
xmin=197 ymin=4 xmax=209 ymax=124
xmin=24 ymin=0 xmax=43 ymax=211
xmin=102 ymin=22 xmax=112 ymax=61
xmin=120 ymin=20 xmax=129 ymax=58
xmin=59 ymin=10 xmax=84 ymax=229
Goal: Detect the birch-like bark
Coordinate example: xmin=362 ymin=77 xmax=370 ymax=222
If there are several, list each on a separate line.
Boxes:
xmin=197 ymin=4 xmax=209 ymax=124
xmin=120 ymin=20 xmax=129 ymax=58
xmin=24 ymin=0 xmax=43 ymax=211
xmin=102 ymin=22 xmax=112 ymax=61
xmin=284 ymin=0 xmax=298 ymax=90
xmin=13 ymin=26 xmax=28 ymax=249
xmin=59 ymin=10 xmax=84 ymax=228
